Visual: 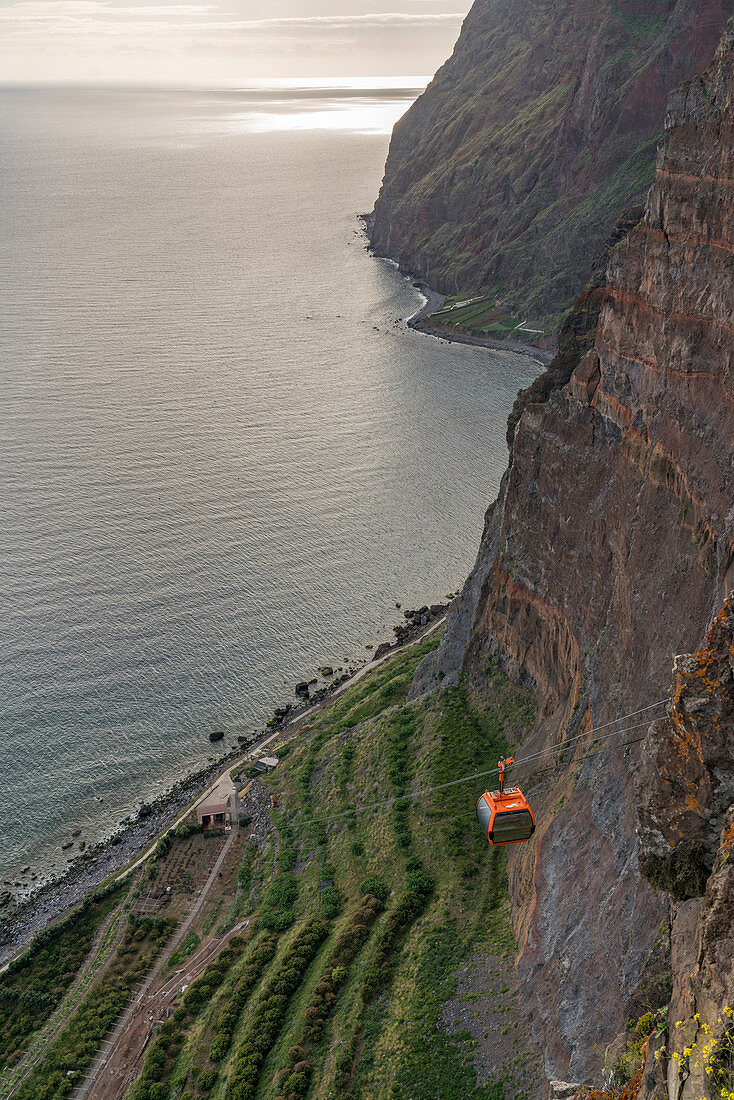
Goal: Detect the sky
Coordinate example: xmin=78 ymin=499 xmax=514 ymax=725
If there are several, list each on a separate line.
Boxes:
xmin=0 ymin=0 xmax=471 ymax=83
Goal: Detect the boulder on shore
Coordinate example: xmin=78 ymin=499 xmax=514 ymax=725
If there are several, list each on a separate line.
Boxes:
xmin=208 ymin=730 xmax=225 ymax=743
xmin=295 ymin=681 xmax=310 ymax=698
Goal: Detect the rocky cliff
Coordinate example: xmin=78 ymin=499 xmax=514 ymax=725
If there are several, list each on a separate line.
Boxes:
xmin=412 ymin=18 xmax=734 ymax=1086
xmin=635 ymin=601 xmax=734 ymax=1100
xmin=369 ymin=0 xmax=732 ymax=326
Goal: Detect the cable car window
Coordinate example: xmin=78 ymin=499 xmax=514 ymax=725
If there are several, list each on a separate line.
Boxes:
xmin=476 ymin=796 xmax=493 ymax=836
xmin=491 ymin=809 xmax=535 ymax=844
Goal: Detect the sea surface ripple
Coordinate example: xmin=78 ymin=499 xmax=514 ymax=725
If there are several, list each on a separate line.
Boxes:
xmin=0 ymin=86 xmax=540 ymax=888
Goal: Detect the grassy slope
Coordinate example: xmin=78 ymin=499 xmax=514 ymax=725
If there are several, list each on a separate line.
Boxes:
xmin=127 ymin=634 xmax=539 ymax=1100
xmin=0 ymin=633 xmax=539 ymax=1100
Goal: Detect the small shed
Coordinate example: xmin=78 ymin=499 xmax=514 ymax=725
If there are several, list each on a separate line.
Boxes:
xmin=254 ymin=756 xmax=279 ymax=773
xmin=196 ymin=799 xmax=231 ymax=830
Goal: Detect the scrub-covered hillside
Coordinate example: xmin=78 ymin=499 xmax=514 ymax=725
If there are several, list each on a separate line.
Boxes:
xmin=128 ymin=634 xmax=541 ymax=1100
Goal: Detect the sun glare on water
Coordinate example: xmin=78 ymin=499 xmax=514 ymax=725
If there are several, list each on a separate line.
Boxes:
xmin=214 ymin=80 xmax=426 ymax=135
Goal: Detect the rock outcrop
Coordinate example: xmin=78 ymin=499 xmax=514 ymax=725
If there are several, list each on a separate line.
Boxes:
xmin=369 ymin=0 xmax=732 ymax=325
xmin=412 ymin=18 xmax=734 ymax=1085
xmin=637 ymin=602 xmax=734 ymax=898
xmin=636 ymin=602 xmax=734 ymax=1100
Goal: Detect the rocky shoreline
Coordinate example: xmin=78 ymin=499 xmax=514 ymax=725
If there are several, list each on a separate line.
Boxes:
xmin=0 ymin=600 xmax=447 ymax=968
xmin=364 ymin=223 xmax=555 ymax=365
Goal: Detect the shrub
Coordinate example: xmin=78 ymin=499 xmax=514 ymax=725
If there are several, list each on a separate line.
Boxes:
xmin=198 ymin=1068 xmax=218 ymax=1090
xmin=168 ymin=931 xmax=200 ymax=969
xmin=274 ymin=1049 xmax=314 ymax=1100
xmin=359 ymin=875 xmax=388 ymax=902
xmin=361 ymin=870 xmax=434 ymax=1003
xmin=229 ymin=921 xmax=328 ymax=1100
xmin=278 ymin=847 xmax=297 ymax=871
xmin=260 ymin=870 xmax=298 ymax=930
xmin=299 ymin=897 xmax=382 ymax=1053
xmin=203 ymin=933 xmax=278 ymax=1065
xmin=321 ymin=887 xmax=341 ymax=919
xmin=261 ymin=910 xmax=296 ymax=933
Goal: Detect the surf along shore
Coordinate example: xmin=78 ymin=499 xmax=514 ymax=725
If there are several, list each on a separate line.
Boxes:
xmin=0 ymin=603 xmax=447 ymax=969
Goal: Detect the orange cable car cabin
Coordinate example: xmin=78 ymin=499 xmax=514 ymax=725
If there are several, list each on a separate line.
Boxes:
xmin=477 ymin=757 xmax=535 ymax=846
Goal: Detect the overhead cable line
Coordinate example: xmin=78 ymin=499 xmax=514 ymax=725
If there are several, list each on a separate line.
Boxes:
xmin=412 ymin=733 xmax=649 ymax=834
xmin=288 ymin=699 xmax=668 ymax=830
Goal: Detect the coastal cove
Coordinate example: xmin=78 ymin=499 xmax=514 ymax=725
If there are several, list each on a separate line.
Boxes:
xmin=0 ymin=87 xmax=541 ymax=896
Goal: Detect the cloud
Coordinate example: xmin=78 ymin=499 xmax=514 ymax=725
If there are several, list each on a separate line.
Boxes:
xmin=0 ymin=0 xmax=215 ymax=18
xmin=0 ymin=0 xmax=464 ymax=33
xmin=0 ymin=0 xmax=467 ymax=80
xmin=232 ymin=11 xmax=465 ymax=31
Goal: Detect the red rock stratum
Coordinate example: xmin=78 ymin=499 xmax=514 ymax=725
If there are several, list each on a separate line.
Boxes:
xmin=413 ymin=18 xmax=734 ymax=1083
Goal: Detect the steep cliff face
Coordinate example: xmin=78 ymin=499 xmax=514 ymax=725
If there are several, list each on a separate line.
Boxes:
xmin=637 ymin=602 xmax=734 ymax=899
xmin=369 ymin=0 xmax=732 ymax=325
xmin=635 ymin=603 xmax=734 ymax=1100
xmin=412 ymin=19 xmax=734 ymax=1084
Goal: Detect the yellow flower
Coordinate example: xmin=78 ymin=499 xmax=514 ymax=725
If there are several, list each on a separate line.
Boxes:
xmin=683 ymin=1047 xmax=693 ymax=1057
xmin=676 ymin=1021 xmax=684 ymax=1028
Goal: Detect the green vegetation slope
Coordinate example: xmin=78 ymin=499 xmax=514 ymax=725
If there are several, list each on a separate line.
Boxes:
xmin=124 ymin=634 xmax=542 ymax=1100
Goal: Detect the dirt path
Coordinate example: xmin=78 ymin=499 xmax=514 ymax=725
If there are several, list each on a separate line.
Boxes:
xmin=83 ymin=915 xmax=251 ymax=1100
xmin=74 ymin=826 xmax=238 ymax=1100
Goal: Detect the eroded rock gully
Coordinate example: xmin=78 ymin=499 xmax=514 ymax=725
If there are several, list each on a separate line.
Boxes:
xmin=412 ymin=19 xmax=734 ymax=1088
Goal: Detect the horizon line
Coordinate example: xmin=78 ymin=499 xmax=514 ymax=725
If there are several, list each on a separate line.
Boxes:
xmin=0 ymin=75 xmax=431 ymax=91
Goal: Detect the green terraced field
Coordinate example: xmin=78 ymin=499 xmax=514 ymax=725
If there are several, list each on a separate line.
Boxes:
xmin=125 ymin=634 xmax=542 ymax=1100
xmin=429 ymin=297 xmax=548 ymax=342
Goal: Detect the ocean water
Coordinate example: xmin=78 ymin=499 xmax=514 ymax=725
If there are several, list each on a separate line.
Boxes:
xmin=0 ymin=86 xmax=539 ymax=888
